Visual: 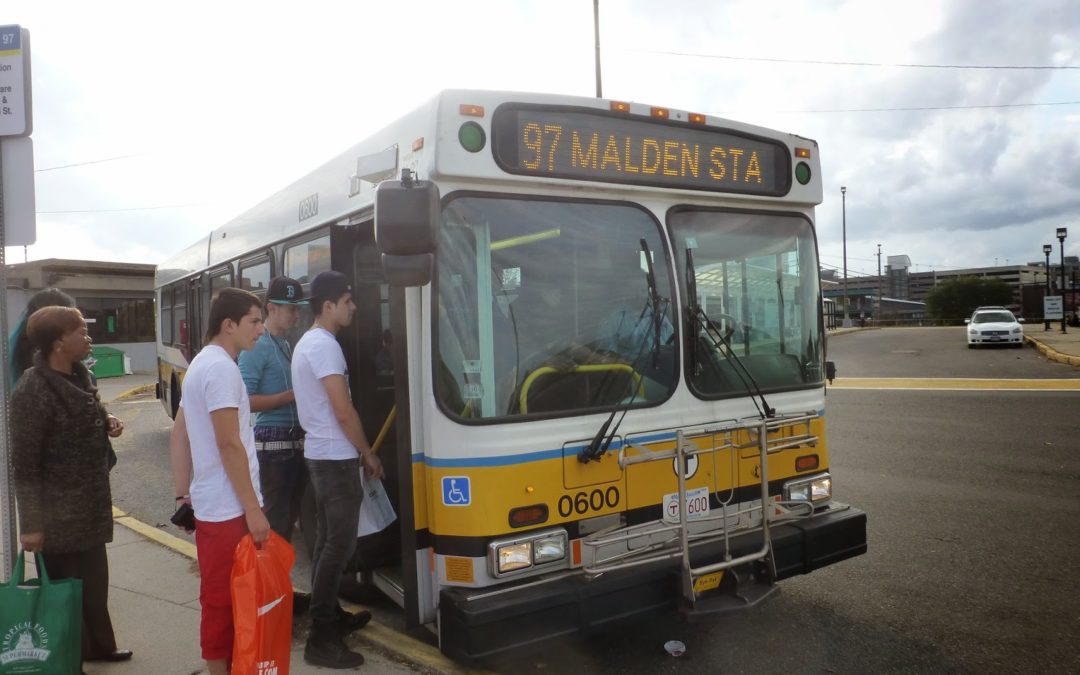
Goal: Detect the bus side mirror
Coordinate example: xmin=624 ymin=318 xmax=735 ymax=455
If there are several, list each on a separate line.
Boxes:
xmin=375 ymin=172 xmax=440 ymax=286
xmin=825 ymin=360 xmax=836 ymax=384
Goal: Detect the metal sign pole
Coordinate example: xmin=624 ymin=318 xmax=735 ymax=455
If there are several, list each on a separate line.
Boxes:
xmin=0 ymin=143 xmax=15 ymax=581
xmin=0 ymin=24 xmax=33 ymax=581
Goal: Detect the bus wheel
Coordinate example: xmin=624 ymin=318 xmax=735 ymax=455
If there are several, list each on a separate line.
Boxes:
xmin=170 ymin=378 xmax=181 ymax=418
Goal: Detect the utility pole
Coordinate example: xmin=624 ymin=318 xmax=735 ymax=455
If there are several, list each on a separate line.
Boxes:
xmin=1058 ymin=228 xmax=1068 ymax=334
xmin=593 ymin=0 xmax=603 ymax=98
xmin=1044 ymin=244 xmax=1053 ymax=331
xmin=876 ymin=244 xmax=882 ymax=323
xmin=841 ymin=186 xmax=850 ymax=327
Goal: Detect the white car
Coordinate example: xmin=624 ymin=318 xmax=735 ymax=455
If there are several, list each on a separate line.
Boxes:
xmin=965 ymin=309 xmax=1025 ymax=348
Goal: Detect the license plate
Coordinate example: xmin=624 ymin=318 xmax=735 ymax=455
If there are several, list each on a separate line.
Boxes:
xmin=662 ymin=487 xmax=711 ymax=523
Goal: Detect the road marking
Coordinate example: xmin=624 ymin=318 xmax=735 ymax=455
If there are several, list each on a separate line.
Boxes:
xmin=831 ymin=378 xmax=1080 ymax=391
xmin=113 ymin=506 xmax=197 ymax=559
xmin=111 ymin=507 xmax=490 ymax=675
xmin=108 ymin=383 xmax=156 ymax=402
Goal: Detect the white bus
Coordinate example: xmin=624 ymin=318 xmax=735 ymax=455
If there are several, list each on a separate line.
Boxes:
xmin=155 ymin=90 xmax=865 ymax=661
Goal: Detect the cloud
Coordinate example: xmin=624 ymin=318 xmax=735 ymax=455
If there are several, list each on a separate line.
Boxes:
xmin=6 ymin=0 xmax=1080 ymax=272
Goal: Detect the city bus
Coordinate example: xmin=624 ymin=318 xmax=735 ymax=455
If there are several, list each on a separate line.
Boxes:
xmin=155 ymin=89 xmax=866 ymax=661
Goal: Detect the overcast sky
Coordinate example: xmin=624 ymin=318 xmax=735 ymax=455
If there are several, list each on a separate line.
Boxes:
xmin=4 ymin=0 xmax=1079 ymax=278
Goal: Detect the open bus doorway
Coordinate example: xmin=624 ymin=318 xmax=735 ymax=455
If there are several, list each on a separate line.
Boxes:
xmin=296 ymin=231 xmax=405 ymax=602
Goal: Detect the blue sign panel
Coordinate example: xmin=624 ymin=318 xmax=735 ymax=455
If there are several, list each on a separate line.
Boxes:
xmin=441 ymin=476 xmax=471 ymax=506
xmin=0 ymin=25 xmax=21 ymax=51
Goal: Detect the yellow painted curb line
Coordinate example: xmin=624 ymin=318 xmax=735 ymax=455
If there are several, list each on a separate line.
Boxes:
xmin=1025 ymin=336 xmax=1080 ymax=367
xmin=111 ymin=383 xmax=156 ymax=402
xmin=113 ymin=506 xmax=197 ymax=559
xmin=352 ymin=619 xmax=491 ymax=675
xmin=111 ymin=507 xmax=487 ymax=674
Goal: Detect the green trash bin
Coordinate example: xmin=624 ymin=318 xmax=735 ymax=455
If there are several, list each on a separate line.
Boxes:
xmin=90 ymin=346 xmax=125 ymax=379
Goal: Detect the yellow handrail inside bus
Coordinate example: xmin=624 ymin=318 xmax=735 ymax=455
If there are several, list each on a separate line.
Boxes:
xmin=519 ymin=364 xmax=643 ymax=414
xmin=371 ymin=405 xmax=397 ymax=455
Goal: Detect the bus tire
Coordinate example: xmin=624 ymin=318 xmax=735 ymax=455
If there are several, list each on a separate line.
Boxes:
xmin=170 ymin=377 xmax=181 ymax=419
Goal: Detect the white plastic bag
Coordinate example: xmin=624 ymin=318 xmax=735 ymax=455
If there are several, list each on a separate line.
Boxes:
xmin=357 ymin=470 xmax=397 ymax=536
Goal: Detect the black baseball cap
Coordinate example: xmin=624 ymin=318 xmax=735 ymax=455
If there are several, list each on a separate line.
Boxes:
xmin=267 ymin=276 xmax=308 ymax=305
xmin=310 ymin=271 xmax=351 ymax=304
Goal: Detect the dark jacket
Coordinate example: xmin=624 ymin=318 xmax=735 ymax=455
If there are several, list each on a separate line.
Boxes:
xmin=12 ymin=353 xmax=115 ymax=553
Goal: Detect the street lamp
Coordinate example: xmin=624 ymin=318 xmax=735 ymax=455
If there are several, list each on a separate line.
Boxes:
xmin=876 ymin=243 xmax=882 ymax=323
xmin=1058 ymin=228 xmax=1068 ymax=333
xmin=842 ymin=186 xmax=850 ymax=327
xmin=1044 ymin=244 xmax=1053 ymax=331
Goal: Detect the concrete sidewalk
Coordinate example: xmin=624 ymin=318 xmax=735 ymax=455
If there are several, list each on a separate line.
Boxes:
xmin=83 ymin=523 xmax=422 ymax=675
xmin=1024 ymin=328 xmax=1080 ymax=366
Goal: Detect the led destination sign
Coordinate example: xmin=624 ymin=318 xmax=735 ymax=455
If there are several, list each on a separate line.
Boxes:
xmin=492 ymin=106 xmax=791 ymax=195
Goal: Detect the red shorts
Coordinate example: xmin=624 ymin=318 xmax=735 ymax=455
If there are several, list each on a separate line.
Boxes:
xmin=194 ymin=515 xmax=247 ymax=661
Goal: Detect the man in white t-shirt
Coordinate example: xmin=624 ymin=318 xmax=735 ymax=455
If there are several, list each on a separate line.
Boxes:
xmin=169 ymin=288 xmax=271 ymax=675
xmin=292 ymin=270 xmax=383 ymax=669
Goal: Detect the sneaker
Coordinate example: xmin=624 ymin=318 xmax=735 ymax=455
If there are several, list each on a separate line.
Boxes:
xmin=304 ymin=621 xmax=365 ymax=669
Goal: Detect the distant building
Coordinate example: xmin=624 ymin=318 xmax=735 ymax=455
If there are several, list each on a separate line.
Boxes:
xmin=823 ymin=259 xmax=1048 ymax=319
xmin=5 ymin=258 xmax=156 ymax=373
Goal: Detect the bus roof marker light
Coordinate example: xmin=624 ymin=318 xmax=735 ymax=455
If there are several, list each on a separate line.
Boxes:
xmin=688 ymin=113 xmax=706 ymax=125
xmin=650 ymin=107 xmax=669 ymax=119
xmin=795 ymin=161 xmax=812 ymax=185
xmin=610 ymin=101 xmax=631 ymax=113
xmin=458 ymin=122 xmax=486 ymax=153
xmin=459 ymin=104 xmax=485 ymax=117
xmin=795 ymin=147 xmax=812 ymax=158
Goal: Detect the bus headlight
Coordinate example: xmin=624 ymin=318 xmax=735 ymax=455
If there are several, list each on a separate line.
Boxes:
xmin=497 ymin=543 xmax=532 ymax=573
xmin=533 ymin=534 xmax=567 ymax=564
xmin=784 ymin=473 xmax=832 ymax=504
xmin=489 ymin=529 xmax=568 ymax=577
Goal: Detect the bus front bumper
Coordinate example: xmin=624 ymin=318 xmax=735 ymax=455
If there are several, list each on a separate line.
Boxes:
xmin=439 ymin=505 xmax=866 ymax=662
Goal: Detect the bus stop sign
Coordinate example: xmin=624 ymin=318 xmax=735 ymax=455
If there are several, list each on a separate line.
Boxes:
xmin=0 ymin=26 xmax=31 ymax=137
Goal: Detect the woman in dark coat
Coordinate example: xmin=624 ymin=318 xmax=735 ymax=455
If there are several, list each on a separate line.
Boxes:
xmin=11 ymin=306 xmax=132 ymax=666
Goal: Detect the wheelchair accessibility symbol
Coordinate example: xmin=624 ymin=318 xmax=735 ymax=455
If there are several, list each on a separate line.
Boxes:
xmin=442 ymin=476 xmax=471 ymax=506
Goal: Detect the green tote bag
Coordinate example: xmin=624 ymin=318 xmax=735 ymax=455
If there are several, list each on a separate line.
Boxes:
xmin=0 ymin=552 xmax=82 ymax=675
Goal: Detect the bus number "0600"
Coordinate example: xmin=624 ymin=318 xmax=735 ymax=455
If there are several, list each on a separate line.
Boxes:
xmin=557 ymin=487 xmax=619 ymax=517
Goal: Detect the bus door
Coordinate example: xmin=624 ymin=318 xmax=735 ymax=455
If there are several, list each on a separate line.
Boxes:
xmin=343 ymin=233 xmax=433 ymax=627
xmin=369 ymin=177 xmax=441 ymax=629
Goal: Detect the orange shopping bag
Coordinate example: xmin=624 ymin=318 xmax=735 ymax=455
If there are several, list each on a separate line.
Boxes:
xmin=231 ymin=532 xmax=296 ymax=675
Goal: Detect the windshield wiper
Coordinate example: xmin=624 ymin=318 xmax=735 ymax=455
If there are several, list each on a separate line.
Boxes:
xmin=641 ymin=238 xmax=663 ymax=370
xmin=579 ymin=239 xmax=668 ymax=463
xmin=685 ymin=247 xmax=774 ymax=419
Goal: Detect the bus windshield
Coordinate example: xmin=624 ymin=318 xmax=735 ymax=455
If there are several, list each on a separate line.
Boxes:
xmin=671 ymin=209 xmax=823 ymax=397
xmin=436 ymin=196 xmax=677 ymax=421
